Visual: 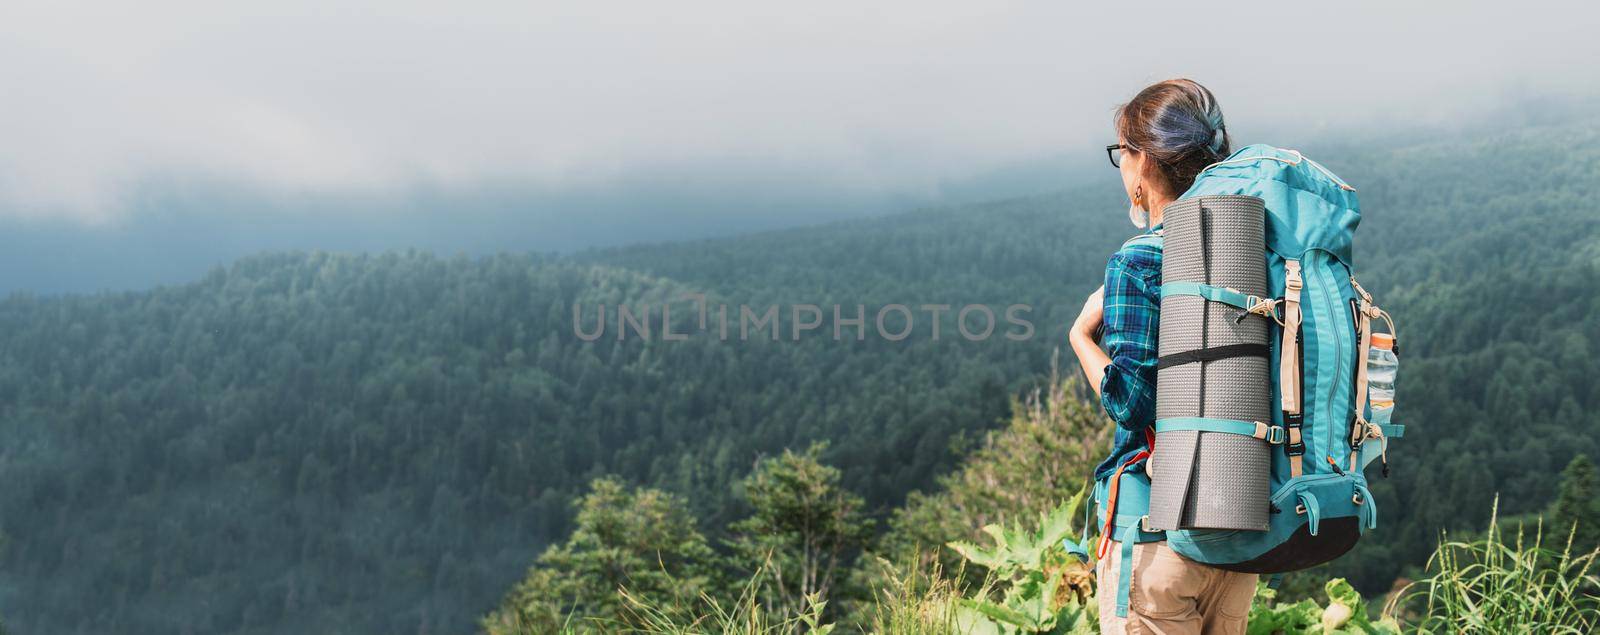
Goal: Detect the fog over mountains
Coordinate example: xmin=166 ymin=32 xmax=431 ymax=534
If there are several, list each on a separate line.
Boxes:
xmin=6 ymin=99 xmax=1593 ymax=296
xmin=4 ymin=2 xmax=1598 ymax=293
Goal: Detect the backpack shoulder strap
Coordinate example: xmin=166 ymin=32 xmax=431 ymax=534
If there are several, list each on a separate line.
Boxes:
xmin=1282 ymin=259 xmax=1306 ymax=477
xmin=1120 ymin=230 xmax=1163 ymax=252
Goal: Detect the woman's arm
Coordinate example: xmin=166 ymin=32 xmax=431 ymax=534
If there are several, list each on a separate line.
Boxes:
xmin=1077 ymin=249 xmax=1161 ymax=430
xmin=1070 ymin=286 xmax=1111 ymax=398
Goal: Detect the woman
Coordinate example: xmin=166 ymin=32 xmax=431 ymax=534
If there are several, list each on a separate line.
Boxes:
xmin=1069 ymin=79 xmax=1259 ymax=634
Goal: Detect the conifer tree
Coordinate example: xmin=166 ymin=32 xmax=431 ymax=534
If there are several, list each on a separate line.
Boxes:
xmin=1553 ymin=454 xmax=1600 ymax=553
xmin=728 ymin=443 xmax=873 ymax=618
xmin=482 ymin=477 xmax=719 ymax=634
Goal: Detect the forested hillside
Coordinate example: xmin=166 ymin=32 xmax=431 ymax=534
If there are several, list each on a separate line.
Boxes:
xmin=0 ymin=120 xmax=1595 ymax=633
xmin=1332 ymin=124 xmax=1600 ymax=587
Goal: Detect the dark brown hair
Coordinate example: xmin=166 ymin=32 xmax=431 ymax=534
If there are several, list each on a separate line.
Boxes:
xmin=1115 ymin=78 xmax=1231 ymax=196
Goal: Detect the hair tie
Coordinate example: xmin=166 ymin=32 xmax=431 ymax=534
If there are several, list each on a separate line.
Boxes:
xmin=1208 ymin=127 xmax=1225 ymax=154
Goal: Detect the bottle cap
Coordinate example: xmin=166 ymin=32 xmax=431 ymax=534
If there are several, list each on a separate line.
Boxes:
xmin=1371 ymin=333 xmax=1394 ymax=351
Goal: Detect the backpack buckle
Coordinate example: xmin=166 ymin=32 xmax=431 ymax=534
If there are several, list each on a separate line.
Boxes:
xmin=1265 ymin=425 xmax=1286 ymax=445
xmin=1350 ymin=416 xmax=1369 ymax=447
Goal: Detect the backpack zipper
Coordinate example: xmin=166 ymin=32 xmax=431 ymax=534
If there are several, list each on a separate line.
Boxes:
xmin=1349 ymin=297 xmax=1363 ymax=461
xmin=1270 ymin=473 xmax=1343 ymax=507
xmin=1317 ymin=256 xmax=1346 ymax=464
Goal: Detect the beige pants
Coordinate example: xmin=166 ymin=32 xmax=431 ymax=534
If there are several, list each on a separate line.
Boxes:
xmin=1096 ymin=540 xmax=1258 ymax=635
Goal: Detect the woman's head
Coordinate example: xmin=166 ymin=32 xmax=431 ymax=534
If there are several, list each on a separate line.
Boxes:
xmin=1114 ymin=79 xmax=1230 ymax=223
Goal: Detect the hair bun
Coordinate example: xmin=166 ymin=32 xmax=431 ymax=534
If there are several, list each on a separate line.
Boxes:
xmin=1115 ymin=78 xmax=1228 ymax=192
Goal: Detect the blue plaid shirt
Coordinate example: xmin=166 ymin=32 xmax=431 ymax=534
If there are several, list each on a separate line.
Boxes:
xmin=1092 ymin=228 xmax=1163 ymax=481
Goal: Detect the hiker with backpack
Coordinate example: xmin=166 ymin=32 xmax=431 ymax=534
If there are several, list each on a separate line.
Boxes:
xmin=1069 ymin=79 xmax=1402 ymax=634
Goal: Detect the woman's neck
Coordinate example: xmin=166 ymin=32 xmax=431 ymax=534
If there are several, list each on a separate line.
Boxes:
xmin=1146 ymin=192 xmax=1175 ymax=227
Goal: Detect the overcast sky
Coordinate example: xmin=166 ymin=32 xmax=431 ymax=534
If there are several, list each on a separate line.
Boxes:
xmin=1 ymin=0 xmax=1596 ymax=224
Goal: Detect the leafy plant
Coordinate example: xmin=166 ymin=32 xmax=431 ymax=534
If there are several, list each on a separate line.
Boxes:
xmin=1248 ymin=578 xmax=1400 ymax=634
xmin=945 ymin=491 xmax=1096 ymax=634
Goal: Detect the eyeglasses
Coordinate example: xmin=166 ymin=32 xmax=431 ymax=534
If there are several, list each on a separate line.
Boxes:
xmin=1106 ymin=143 xmax=1127 ymax=168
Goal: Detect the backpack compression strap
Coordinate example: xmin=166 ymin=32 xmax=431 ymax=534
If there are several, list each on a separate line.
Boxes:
xmin=1349 ymin=278 xmax=1398 ymax=473
xmin=1160 ymin=281 xmax=1281 ymax=320
xmin=1282 ymin=260 xmax=1306 ymax=477
xmin=1155 ymin=417 xmax=1286 ymax=444
xmin=1157 ymin=281 xmax=1282 ymax=371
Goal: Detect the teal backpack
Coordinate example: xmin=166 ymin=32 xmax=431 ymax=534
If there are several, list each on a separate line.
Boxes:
xmin=1088 ymin=145 xmax=1405 ymax=617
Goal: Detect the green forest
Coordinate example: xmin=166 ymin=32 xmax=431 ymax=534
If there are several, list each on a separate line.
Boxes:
xmin=0 ymin=119 xmax=1596 ymax=633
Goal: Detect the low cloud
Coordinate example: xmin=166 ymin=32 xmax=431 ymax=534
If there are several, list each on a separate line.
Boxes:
xmin=0 ymin=0 xmax=1595 ymax=222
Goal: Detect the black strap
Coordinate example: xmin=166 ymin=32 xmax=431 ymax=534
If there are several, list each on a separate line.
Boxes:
xmin=1285 ymin=412 xmax=1306 ymax=456
xmin=1157 ymin=343 xmax=1270 ymax=370
xmin=1285 ymin=329 xmax=1305 ymax=457
xmin=1199 ymin=206 xmax=1211 ymax=414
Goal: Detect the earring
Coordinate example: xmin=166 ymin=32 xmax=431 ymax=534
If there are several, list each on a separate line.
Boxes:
xmin=1128 ymin=184 xmax=1150 ymax=229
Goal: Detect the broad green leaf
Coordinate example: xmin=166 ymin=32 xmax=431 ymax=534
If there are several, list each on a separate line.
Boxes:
xmin=958 ymin=597 xmax=1036 ymax=627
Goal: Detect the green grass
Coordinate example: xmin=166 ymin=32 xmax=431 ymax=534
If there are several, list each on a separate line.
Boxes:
xmin=614 ymin=558 xmax=835 ymax=635
xmin=859 ymin=558 xmax=965 ymax=635
xmin=1389 ymin=498 xmax=1600 ymax=633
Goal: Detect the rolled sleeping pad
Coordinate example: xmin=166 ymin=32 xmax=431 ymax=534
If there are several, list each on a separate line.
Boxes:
xmin=1148 ymin=195 xmax=1271 ymax=532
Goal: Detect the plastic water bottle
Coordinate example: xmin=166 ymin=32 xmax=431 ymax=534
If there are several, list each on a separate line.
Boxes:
xmin=1367 ymin=333 xmax=1397 ymax=409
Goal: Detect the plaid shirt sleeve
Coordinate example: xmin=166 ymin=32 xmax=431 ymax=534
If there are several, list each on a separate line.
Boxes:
xmin=1098 ymin=242 xmax=1162 ymax=431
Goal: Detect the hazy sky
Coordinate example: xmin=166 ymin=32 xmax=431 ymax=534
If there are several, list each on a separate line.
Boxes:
xmin=1 ymin=0 xmax=1596 ymax=224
